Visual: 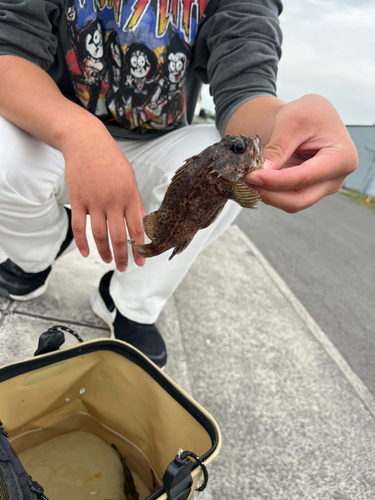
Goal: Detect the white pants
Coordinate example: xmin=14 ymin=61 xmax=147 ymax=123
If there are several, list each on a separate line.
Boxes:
xmin=0 ymin=116 xmax=242 ymax=323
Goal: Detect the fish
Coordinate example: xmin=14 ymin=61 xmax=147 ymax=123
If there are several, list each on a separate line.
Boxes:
xmin=111 ymin=444 xmax=139 ymax=500
xmin=130 ymin=134 xmax=264 ymax=260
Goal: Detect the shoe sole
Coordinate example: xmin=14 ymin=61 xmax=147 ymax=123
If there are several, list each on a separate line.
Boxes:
xmin=90 ymin=289 xmax=166 ymax=370
xmin=0 ymin=275 xmax=51 ymax=302
xmin=3 ymin=239 xmax=77 ymax=302
xmin=90 ymin=289 xmax=115 ymax=339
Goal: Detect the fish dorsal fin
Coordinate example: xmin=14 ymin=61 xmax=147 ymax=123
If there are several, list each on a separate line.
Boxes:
xmin=162 ymin=156 xmax=197 ymax=204
xmin=143 ymin=212 xmax=161 ymax=241
xmin=227 ymin=182 xmax=261 ymax=209
xmin=168 ymin=237 xmax=193 ymax=260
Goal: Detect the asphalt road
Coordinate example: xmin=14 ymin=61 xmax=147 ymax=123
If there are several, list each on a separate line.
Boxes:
xmin=235 ymin=192 xmax=375 ymax=396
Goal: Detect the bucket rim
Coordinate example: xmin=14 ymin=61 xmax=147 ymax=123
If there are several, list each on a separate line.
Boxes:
xmin=0 ymin=338 xmax=222 ymax=465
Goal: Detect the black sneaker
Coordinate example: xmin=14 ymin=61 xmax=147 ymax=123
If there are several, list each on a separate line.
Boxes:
xmin=90 ymin=271 xmax=167 ymax=369
xmin=0 ymin=207 xmax=75 ymax=301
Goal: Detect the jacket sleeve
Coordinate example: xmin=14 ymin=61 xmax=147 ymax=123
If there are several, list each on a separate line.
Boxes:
xmin=192 ymin=0 xmax=283 ymax=135
xmin=0 ymin=0 xmax=64 ymax=70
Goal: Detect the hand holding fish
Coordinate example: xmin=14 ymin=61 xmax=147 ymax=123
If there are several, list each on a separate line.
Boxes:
xmin=227 ymin=94 xmax=358 ymax=213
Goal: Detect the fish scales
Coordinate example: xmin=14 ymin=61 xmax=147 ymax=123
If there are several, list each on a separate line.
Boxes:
xmin=130 ymin=134 xmax=264 ymax=260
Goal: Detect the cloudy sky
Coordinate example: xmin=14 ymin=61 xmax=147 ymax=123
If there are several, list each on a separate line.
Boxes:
xmin=202 ymin=0 xmax=375 ymax=125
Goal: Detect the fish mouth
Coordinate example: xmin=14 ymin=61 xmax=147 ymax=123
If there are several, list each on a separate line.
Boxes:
xmin=209 ymin=164 xmax=240 ymax=183
xmin=209 ymin=171 xmax=231 ymax=185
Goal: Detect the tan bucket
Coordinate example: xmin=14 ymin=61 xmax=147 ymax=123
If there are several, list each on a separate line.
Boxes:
xmin=0 ymin=329 xmax=221 ymax=500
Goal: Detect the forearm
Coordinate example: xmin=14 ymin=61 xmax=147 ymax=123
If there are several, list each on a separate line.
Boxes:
xmin=0 ymin=55 xmax=105 ymax=153
xmin=224 ymin=96 xmax=285 ymax=144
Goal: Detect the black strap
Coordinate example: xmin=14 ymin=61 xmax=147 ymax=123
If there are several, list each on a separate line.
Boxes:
xmin=160 ymin=449 xmax=209 ymax=500
xmin=178 ymin=451 xmax=209 ymax=492
xmin=44 ymin=326 xmax=84 ymax=343
xmin=34 ymin=326 xmax=83 ymax=356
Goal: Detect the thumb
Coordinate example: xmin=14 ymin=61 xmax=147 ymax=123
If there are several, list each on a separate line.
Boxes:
xmin=262 ymin=116 xmax=307 ymax=170
xmin=245 ymin=109 xmax=311 ymax=184
xmin=244 ymin=130 xmax=293 ymax=184
xmin=259 ymin=95 xmax=320 ymax=170
xmin=262 ymin=142 xmax=290 ymax=171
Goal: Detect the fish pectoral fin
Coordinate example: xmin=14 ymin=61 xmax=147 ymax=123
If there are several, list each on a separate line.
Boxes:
xmin=228 ymin=182 xmax=261 ymax=209
xmin=143 ymin=211 xmax=161 ymax=241
xmin=168 ymin=237 xmax=193 ymax=261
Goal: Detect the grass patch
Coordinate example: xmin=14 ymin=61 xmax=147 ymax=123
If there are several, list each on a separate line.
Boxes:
xmin=340 ymin=190 xmax=375 ymax=210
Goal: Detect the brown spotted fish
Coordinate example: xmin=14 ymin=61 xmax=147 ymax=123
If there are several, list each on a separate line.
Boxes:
xmin=111 ymin=444 xmax=139 ymax=500
xmin=130 ymin=135 xmax=264 ymax=260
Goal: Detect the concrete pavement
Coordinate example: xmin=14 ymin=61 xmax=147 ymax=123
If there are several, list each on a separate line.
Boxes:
xmin=236 ymin=192 xmax=375 ymax=397
xmin=1 ymin=224 xmax=375 ymax=499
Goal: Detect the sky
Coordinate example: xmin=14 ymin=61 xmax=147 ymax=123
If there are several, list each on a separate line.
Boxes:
xmin=201 ymin=0 xmax=375 ymax=125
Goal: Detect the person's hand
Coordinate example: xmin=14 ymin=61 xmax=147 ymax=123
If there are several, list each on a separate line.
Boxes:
xmin=244 ymin=94 xmax=358 ymax=213
xmin=63 ymin=121 xmax=146 ymax=271
xmin=0 ymin=54 xmax=144 ymax=270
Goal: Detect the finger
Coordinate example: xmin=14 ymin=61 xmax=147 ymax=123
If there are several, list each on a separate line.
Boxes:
xmin=261 ymin=108 xmax=317 ymax=169
xmin=257 ymin=95 xmax=344 ymax=169
xmin=125 ymin=203 xmax=146 ymax=267
xmin=255 ymin=175 xmax=346 ymax=213
xmin=131 ymin=240 xmax=146 ymax=267
xmin=90 ymin=212 xmax=113 ymax=264
xmin=71 ymin=206 xmax=89 ymax=258
xmin=107 ymin=212 xmax=129 ymax=272
xmin=138 ymin=191 xmax=147 ymax=220
xmin=246 ymin=149 xmax=350 ymax=192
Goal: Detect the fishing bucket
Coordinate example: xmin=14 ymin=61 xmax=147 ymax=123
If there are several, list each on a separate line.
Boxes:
xmin=0 ymin=326 xmax=221 ymax=500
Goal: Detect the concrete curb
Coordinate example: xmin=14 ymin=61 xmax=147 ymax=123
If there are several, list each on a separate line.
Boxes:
xmin=234 ymin=224 xmax=375 ymax=421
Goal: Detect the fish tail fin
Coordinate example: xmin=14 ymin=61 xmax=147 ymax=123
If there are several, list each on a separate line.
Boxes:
xmin=143 ymin=212 xmax=161 ymax=241
xmin=128 ymin=240 xmax=164 ymax=258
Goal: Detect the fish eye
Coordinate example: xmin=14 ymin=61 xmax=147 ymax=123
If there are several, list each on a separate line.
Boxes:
xmin=231 ymin=138 xmax=245 ymax=154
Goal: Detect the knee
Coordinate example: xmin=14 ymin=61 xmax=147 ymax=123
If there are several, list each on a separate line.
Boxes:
xmin=0 ymin=116 xmax=64 ymax=204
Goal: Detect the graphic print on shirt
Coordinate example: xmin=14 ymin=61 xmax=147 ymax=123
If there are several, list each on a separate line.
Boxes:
xmin=64 ymin=0 xmax=208 ymax=132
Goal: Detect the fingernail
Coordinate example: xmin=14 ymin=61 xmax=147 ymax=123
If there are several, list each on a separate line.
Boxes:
xmin=117 ymin=265 xmax=127 ymax=273
xmin=246 ymin=174 xmax=264 ymax=186
xmin=104 ymin=257 xmax=113 ymax=264
xmin=264 ymin=159 xmax=272 ymax=169
xmin=80 ymin=249 xmax=89 ymax=258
